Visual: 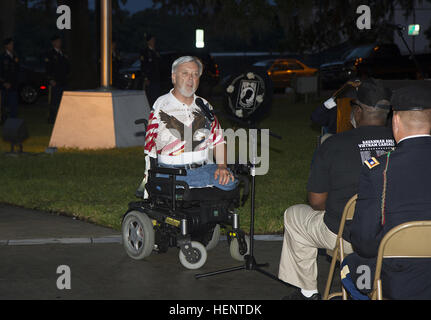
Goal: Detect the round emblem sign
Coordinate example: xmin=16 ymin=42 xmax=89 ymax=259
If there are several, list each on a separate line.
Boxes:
xmin=224 ymin=70 xmax=273 ymax=121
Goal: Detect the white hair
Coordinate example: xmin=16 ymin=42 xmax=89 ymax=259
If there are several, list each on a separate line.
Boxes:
xmin=171 ymin=56 xmax=203 ymax=76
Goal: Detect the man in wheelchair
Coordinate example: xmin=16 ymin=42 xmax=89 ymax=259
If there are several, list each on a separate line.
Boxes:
xmin=144 ymin=55 xmax=238 ymax=192
xmin=122 ymin=56 xmax=249 ymax=270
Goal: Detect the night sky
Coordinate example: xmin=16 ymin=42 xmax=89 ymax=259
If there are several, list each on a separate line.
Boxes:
xmin=119 ymin=0 xmax=154 ymax=13
xmin=88 ymin=0 xmax=154 ymax=13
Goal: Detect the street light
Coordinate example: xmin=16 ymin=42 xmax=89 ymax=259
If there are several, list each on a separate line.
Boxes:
xmin=196 ymin=29 xmax=205 ymax=48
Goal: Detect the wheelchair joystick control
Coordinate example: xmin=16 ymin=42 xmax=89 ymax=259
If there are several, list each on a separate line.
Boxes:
xmin=181 ymin=219 xmax=188 ymax=236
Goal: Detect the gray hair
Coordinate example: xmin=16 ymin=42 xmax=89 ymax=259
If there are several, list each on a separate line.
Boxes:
xmin=171 ymin=56 xmax=203 ymax=76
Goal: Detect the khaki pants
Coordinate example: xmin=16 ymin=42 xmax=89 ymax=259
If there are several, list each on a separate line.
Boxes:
xmin=278 ymin=204 xmax=353 ymax=291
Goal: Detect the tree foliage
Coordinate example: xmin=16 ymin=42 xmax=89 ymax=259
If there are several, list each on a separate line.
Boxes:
xmin=153 ymin=0 xmax=431 ymax=53
xmin=153 ymin=0 xmax=278 ymax=49
xmin=2 ymin=0 xmax=431 ymax=88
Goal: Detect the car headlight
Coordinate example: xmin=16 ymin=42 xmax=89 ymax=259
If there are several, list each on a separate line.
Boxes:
xmin=123 ymin=73 xmax=136 ymax=79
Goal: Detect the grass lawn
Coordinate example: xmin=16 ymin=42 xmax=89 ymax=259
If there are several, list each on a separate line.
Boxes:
xmin=0 ymin=96 xmax=322 ymax=234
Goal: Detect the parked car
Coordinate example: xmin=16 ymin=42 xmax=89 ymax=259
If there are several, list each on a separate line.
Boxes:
xmin=17 ymin=56 xmax=49 ymax=104
xmin=320 ymin=43 xmax=431 ymax=89
xmin=253 ymin=58 xmax=318 ymax=89
xmin=119 ymin=51 xmax=220 ymax=97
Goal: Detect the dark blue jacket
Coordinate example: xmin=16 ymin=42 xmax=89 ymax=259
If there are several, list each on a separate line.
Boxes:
xmin=348 ymin=136 xmax=431 ymax=300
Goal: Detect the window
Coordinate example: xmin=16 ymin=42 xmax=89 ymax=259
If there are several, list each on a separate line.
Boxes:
xmin=288 ymin=62 xmax=304 ymax=70
xmin=271 ymin=63 xmax=289 ymax=71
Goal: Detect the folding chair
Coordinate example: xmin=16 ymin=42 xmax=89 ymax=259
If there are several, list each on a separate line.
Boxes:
xmin=371 ymin=221 xmax=431 ymax=300
xmin=323 ymin=194 xmax=357 ymax=300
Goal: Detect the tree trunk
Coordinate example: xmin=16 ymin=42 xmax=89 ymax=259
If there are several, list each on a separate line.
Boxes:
xmin=0 ymin=0 xmax=16 ymax=44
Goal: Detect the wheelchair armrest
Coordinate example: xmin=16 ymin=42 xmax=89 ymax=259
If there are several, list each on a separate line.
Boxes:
xmin=148 ymin=167 xmax=187 ymax=176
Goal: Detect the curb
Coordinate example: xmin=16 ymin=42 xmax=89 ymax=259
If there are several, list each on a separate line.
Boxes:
xmin=0 ymin=235 xmax=283 ymax=246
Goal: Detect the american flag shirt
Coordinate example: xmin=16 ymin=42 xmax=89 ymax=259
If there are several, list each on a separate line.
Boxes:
xmin=144 ymin=90 xmax=225 ymax=165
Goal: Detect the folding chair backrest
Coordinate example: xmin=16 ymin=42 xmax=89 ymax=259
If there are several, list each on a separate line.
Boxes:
xmin=380 ymin=221 xmax=431 ymax=258
xmin=373 ymin=221 xmax=431 ymax=300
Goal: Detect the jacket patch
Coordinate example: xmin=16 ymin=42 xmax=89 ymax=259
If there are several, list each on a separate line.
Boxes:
xmin=364 ymin=157 xmax=380 ymax=169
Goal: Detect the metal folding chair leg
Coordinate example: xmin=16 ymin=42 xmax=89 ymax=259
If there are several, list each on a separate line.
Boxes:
xmin=323 ymin=247 xmax=339 ymax=300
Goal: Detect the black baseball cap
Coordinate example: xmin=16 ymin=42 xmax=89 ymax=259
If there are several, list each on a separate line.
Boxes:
xmin=355 ymin=78 xmax=393 ymax=110
xmin=391 ymin=84 xmax=431 ymax=111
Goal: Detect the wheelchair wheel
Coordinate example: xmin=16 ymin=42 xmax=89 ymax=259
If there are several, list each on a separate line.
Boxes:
xmin=122 ymin=211 xmax=155 ymax=260
xmin=205 ymin=224 xmax=221 ymax=251
xmin=179 ymin=241 xmax=208 ymax=270
xmin=230 ymin=235 xmax=250 ymax=262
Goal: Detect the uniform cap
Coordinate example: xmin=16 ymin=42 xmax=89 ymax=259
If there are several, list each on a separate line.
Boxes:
xmin=391 ymin=84 xmax=431 ymax=111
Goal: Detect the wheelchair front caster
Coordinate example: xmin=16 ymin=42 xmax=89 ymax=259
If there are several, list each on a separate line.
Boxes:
xmin=122 ymin=210 xmax=155 ymax=260
xmin=205 ymin=224 xmax=221 ymax=251
xmin=229 ymin=235 xmax=250 ymax=262
xmin=179 ymin=241 xmax=208 ymax=270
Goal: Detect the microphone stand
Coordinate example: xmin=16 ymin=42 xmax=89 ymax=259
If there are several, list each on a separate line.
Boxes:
xmin=195 ymin=121 xmax=287 ymax=287
xmin=393 ymin=24 xmax=426 ymax=79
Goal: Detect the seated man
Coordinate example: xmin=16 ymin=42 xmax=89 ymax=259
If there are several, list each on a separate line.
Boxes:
xmin=279 ymin=79 xmax=395 ymax=300
xmin=143 ymin=56 xmax=237 ymax=197
xmin=343 ymin=85 xmax=431 ymax=300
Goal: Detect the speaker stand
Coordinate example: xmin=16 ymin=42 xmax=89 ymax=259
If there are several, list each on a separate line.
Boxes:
xmin=195 ymin=130 xmax=287 ymax=288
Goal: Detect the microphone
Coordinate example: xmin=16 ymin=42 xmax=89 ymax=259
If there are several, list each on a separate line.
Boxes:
xmin=386 ymin=23 xmax=406 ymax=31
xmin=195 ymin=98 xmax=215 ymax=122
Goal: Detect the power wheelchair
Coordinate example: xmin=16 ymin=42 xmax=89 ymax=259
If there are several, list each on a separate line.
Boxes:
xmin=121 ymin=124 xmax=251 ymax=270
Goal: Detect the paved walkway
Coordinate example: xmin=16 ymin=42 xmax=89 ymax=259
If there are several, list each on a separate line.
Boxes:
xmin=0 ymin=204 xmax=340 ymax=300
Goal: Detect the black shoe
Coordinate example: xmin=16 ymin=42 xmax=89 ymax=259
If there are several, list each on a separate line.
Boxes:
xmin=281 ymin=289 xmax=321 ymax=300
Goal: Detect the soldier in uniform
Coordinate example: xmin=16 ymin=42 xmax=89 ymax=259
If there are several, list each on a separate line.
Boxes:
xmin=0 ymin=38 xmax=20 ymax=124
xmin=343 ymin=84 xmax=431 ymax=300
xmin=140 ymin=34 xmax=161 ymax=107
xmin=45 ymin=35 xmax=70 ymax=124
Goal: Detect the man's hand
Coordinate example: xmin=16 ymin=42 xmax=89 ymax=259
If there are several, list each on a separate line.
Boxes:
xmin=3 ymin=82 xmax=11 ymax=89
xmin=214 ymin=165 xmax=234 ymax=186
xmin=50 ymin=80 xmax=57 ymax=87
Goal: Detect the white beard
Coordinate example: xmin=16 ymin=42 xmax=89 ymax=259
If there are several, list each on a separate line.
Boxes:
xmin=178 ymin=83 xmax=197 ymax=98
